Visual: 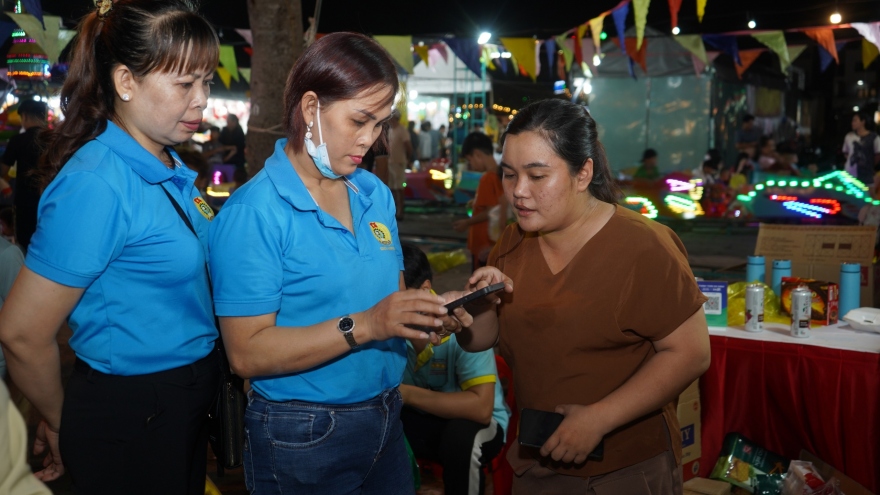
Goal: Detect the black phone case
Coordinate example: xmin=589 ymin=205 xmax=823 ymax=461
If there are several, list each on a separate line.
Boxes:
xmin=518 ymin=408 xmax=604 ymax=461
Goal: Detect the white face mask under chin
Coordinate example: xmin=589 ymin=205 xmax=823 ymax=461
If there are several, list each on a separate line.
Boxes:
xmin=303 ymin=100 xmax=359 ymax=194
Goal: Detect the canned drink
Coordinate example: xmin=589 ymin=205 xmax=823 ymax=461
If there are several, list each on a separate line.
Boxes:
xmin=790 ymin=286 xmax=812 ymax=338
xmin=745 ymin=283 xmax=764 ymax=332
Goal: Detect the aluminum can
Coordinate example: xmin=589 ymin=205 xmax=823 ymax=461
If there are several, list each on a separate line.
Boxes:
xmin=789 ymin=286 xmax=812 ymax=338
xmin=745 ymin=284 xmax=764 ymax=332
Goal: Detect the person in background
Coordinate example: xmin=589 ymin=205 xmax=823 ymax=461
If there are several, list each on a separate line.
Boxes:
xmin=692 ymin=149 xmax=722 ymax=185
xmin=207 ymin=32 xmax=465 ymax=494
xmin=399 ymin=243 xmax=509 ymax=495
xmin=220 ymin=113 xmax=246 ymax=171
xmin=456 ymin=98 xmax=709 ymax=493
xmin=388 ymin=110 xmax=412 ymax=221
xmin=453 ymin=132 xmax=504 ymax=269
xmin=755 ymin=136 xmax=799 ymax=176
xmin=735 ymin=114 xmax=761 ymax=158
xmin=633 ymin=148 xmax=660 ymax=180
xmin=859 ymin=172 xmax=880 ymax=249
xmin=731 ymin=152 xmax=752 ymax=187
xmin=438 ymin=124 xmax=448 ymax=159
xmin=418 ymin=121 xmax=435 ymax=166
xmin=408 ymin=120 xmax=420 ymax=164
xmin=0 ymin=381 xmax=52 ymax=494
xmin=201 ymin=125 xmax=236 ymax=165
xmin=843 ymin=111 xmax=880 ymax=185
xmin=0 ymin=228 xmax=23 ymax=379
xmin=0 ymin=1 xmax=220 ymax=491
xmin=1 ymin=99 xmax=48 ymax=253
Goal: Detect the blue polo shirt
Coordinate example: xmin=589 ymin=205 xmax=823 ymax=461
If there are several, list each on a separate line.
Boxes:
xmin=209 ymin=139 xmax=405 ymax=404
xmin=403 ymin=335 xmax=510 ymax=438
xmin=26 ymin=121 xmax=217 ymax=375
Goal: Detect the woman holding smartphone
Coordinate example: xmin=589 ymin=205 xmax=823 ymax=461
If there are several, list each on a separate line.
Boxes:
xmin=456 ymin=98 xmax=710 ymax=494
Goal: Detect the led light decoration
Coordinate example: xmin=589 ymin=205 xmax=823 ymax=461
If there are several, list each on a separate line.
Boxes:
xmin=782 ymin=201 xmax=832 ymax=219
xmin=770 ymin=195 xmax=798 ymax=201
xmin=809 ymin=198 xmax=841 ymax=214
xmin=624 ymin=197 xmax=658 ymax=219
xmin=688 ymin=179 xmax=704 ymax=202
xmin=664 ymin=195 xmax=704 ymax=217
xmin=666 ymin=178 xmax=694 ymax=192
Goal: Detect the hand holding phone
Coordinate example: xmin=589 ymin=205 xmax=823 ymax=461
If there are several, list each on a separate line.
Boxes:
xmin=444 ymin=282 xmax=506 ymax=311
xmin=518 ymin=408 xmax=604 ymax=462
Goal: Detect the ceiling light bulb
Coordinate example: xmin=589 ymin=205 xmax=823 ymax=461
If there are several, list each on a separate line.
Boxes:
xmin=478 ymin=32 xmax=491 ymax=44
xmin=858 ymin=80 xmax=864 ymax=86
xmin=830 ymin=12 xmax=841 ymax=24
xmin=672 ymin=26 xmax=680 ymax=35
xmin=593 ymin=54 xmax=601 ymax=66
xmin=748 ymin=19 xmax=756 ymax=29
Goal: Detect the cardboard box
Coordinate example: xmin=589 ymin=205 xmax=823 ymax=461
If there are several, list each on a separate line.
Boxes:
xmin=798 ymin=450 xmax=874 ymax=495
xmin=697 ymin=281 xmax=728 ymax=327
xmin=780 ymin=277 xmax=840 ymax=326
xmin=754 ymin=224 xmax=875 ymax=308
xmin=678 ymin=379 xmax=701 ymax=481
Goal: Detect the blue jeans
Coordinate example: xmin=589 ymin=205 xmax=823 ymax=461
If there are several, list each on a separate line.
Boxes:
xmin=243 ymin=388 xmax=413 ymax=494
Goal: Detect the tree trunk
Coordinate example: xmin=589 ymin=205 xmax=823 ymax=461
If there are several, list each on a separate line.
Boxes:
xmin=245 ymin=0 xmax=303 ymax=176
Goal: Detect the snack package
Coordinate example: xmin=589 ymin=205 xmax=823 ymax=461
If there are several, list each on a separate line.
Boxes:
xmin=726 ymin=282 xmax=790 ymax=327
xmin=779 ymin=278 xmax=839 ymax=326
xmin=782 ymin=461 xmax=842 ymax=495
xmin=754 ymin=474 xmax=786 ymax=495
xmin=710 ymin=433 xmax=789 ymax=492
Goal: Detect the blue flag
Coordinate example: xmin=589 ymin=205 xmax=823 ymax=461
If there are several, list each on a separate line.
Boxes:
xmin=612 ymin=1 xmax=630 ymax=56
xmin=702 ymin=34 xmax=740 ymax=66
xmin=444 ymin=38 xmax=483 ymax=78
xmin=819 ymin=41 xmax=848 ymax=72
xmin=20 ymin=0 xmax=44 ymax=29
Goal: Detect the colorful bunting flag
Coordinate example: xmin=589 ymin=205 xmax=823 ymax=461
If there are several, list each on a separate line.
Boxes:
xmin=674 ymin=34 xmax=707 ymax=63
xmin=612 ymin=1 xmax=630 ymax=55
xmin=414 ymin=45 xmax=429 ymax=66
xmin=544 ymin=39 xmax=557 ymax=76
xmin=819 ymin=41 xmax=846 ymax=72
xmin=8 ymin=15 xmax=73 ymax=64
xmin=752 ymin=31 xmax=790 ymax=72
xmin=20 ymin=0 xmax=43 ymax=29
xmin=788 ymin=45 xmax=807 ymax=63
xmin=577 ymin=23 xmax=589 ymax=49
xmin=444 ymin=38 xmax=483 ymax=77
xmin=702 ymin=34 xmax=740 ymax=65
xmin=589 ymin=15 xmax=606 ymax=52
xmin=633 ymin=0 xmax=650 ymax=50
xmin=432 ymin=43 xmax=448 ymax=63
xmin=692 ymin=54 xmax=706 ymax=76
xmin=574 ymin=33 xmax=584 ymax=64
xmin=624 ymin=37 xmax=648 ymax=73
xmin=235 ymin=29 xmax=253 ymax=46
xmin=863 ymin=39 xmax=879 ymax=69
xmin=481 ymin=46 xmax=496 ymax=71
xmin=373 ymin=35 xmax=414 ymax=74
xmin=803 ymin=28 xmax=838 ymax=64
xmin=697 ymin=0 xmax=707 ymax=22
xmin=428 ymin=47 xmax=445 ymax=68
xmin=735 ymin=49 xmax=764 ymax=79
xmin=556 ymin=34 xmax=574 ymax=71
xmin=239 ymin=68 xmax=251 ymax=84
xmin=216 ymin=66 xmax=232 ymax=89
xmin=852 ymin=22 xmax=880 ymax=52
xmin=668 ymin=0 xmax=682 ymax=30
xmin=219 ymin=45 xmax=239 ymax=81
xmin=501 ymin=37 xmax=539 ymax=81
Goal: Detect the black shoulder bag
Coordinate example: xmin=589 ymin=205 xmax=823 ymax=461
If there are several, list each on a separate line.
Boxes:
xmin=161 ymin=186 xmax=245 ymax=477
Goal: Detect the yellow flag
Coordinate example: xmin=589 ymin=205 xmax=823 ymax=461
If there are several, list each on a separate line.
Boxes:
xmin=414 ymin=45 xmax=429 ymax=66
xmin=500 ymin=37 xmax=539 ymax=81
xmin=633 ymin=0 xmax=651 ymax=50
xmin=219 ymin=46 xmax=239 ymax=81
xmin=788 ymin=45 xmax=807 ymax=63
xmin=589 ymin=15 xmax=606 ymax=51
xmin=697 ymin=0 xmax=707 ymax=22
xmin=864 ymin=39 xmax=880 ymax=69
xmin=577 ymin=23 xmax=588 ymax=46
xmin=216 ymin=66 xmax=232 ymax=89
xmin=374 ymin=35 xmax=414 ymax=74
xmin=674 ymin=34 xmax=707 ymax=64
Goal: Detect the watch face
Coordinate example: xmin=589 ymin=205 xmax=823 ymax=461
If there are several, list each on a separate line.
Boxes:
xmin=339 ymin=317 xmax=355 ymax=332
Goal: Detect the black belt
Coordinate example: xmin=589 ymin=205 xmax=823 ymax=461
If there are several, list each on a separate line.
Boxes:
xmin=74 ymin=343 xmax=219 ymax=381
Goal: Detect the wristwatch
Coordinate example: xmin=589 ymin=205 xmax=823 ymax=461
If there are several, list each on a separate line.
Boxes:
xmin=338 ymin=315 xmax=358 ymax=349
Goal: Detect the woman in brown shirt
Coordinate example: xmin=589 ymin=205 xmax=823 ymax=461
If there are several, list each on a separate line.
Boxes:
xmin=455 ymin=99 xmax=710 ymax=494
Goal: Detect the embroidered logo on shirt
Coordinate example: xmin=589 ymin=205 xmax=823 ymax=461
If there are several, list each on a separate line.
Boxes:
xmin=194 ymin=197 xmax=214 ymax=221
xmin=369 ymin=222 xmax=393 ymax=245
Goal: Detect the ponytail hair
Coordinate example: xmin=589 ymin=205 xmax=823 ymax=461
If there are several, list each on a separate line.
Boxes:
xmin=39 ymin=0 xmax=219 ymax=188
xmin=501 ymin=99 xmax=621 ymax=204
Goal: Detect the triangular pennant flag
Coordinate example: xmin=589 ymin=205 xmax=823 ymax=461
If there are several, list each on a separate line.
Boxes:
xmin=633 ymin=0 xmax=650 ymax=50
xmin=574 ymin=33 xmax=584 ymax=64
xmin=819 ymin=41 xmax=846 ymax=72
xmin=735 ymin=49 xmax=764 ymax=79
xmin=707 ymin=51 xmax=720 ymax=63
xmin=481 ymin=46 xmax=496 ymax=71
xmin=557 ymin=52 xmax=567 ymax=80
xmin=612 ymin=1 xmax=630 ymax=55
xmin=863 ymin=39 xmax=880 ymax=69
xmin=239 ymin=67 xmax=251 ymax=84
xmin=702 ymin=34 xmax=740 ymax=65
xmin=589 ymin=15 xmax=606 ymax=52
xmin=752 ymin=31 xmax=790 ymax=72
xmin=373 ymin=35 xmax=414 ymax=74
xmin=20 ymin=0 xmax=43 ymax=29
xmin=414 ymin=45 xmax=429 ymax=66
xmin=627 ymin=56 xmax=637 ymax=79
xmin=674 ymin=34 xmax=707 ymax=63
xmin=853 ymin=22 xmax=880 ymax=52
xmin=697 ymin=0 xmax=707 ymax=22
xmin=432 ymin=43 xmax=449 ymax=63
xmin=216 ymin=66 xmax=232 ymax=89
xmin=219 ymin=45 xmax=240 ymax=81
xmin=501 ymin=37 xmax=539 ymax=81
xmin=576 ymin=23 xmax=588 ymax=48
xmin=8 ymin=15 xmax=72 ymax=65
xmin=668 ymin=0 xmax=682 ymax=30
xmin=788 ymin=45 xmax=807 ymax=63
xmin=427 ymin=47 xmax=444 ymax=68
xmin=235 ymin=29 xmax=253 ymax=46
xmin=803 ymin=28 xmax=838 ymax=64
xmin=444 ymin=38 xmax=483 ymax=77
xmin=0 ymin=22 xmax=16 ymax=48
xmin=243 ymin=46 xmax=253 ymax=57
xmin=556 ymin=34 xmax=574 ymax=71
xmin=498 ymin=56 xmax=508 ymax=74
xmin=544 ymin=39 xmax=556 ymax=76
xmin=692 ymin=54 xmax=706 ymax=76
xmin=624 ymin=37 xmax=648 ymax=73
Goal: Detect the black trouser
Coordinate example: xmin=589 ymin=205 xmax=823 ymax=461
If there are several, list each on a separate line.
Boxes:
xmin=402 ymin=406 xmax=505 ymax=495
xmin=60 ymin=350 xmax=219 ymax=495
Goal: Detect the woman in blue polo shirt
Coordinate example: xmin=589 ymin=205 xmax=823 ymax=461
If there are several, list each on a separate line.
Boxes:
xmin=0 ymin=1 xmax=220 ymax=493
xmin=208 ymin=33 xmax=459 ymax=494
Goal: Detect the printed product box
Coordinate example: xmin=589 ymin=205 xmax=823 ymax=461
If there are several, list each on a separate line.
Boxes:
xmin=779 ymin=277 xmax=839 ymax=326
xmin=697 ymin=281 xmax=728 ymax=327
xmin=677 ymin=379 xmax=701 ymax=481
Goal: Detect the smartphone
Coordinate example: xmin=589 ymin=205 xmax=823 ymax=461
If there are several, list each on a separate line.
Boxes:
xmin=518 ymin=408 xmax=604 ymax=461
xmin=444 ymin=282 xmax=506 ymax=311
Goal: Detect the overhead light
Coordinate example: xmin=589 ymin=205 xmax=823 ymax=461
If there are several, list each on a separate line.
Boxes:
xmin=409 ymin=89 xmax=418 ymax=100
xmin=490 ymin=52 xmax=501 ymax=59
xmin=500 ymin=51 xmax=512 ymax=59
xmin=858 ymin=80 xmax=864 ymax=86
xmin=593 ymin=54 xmax=601 ymax=66
xmin=672 ymin=26 xmax=680 ymax=35
xmin=478 ymin=32 xmax=491 ymax=44
xmin=830 ymin=12 xmax=842 ymax=24
xmin=748 ymin=19 xmax=757 ymax=29
xmin=854 ymin=106 xmax=860 ymax=112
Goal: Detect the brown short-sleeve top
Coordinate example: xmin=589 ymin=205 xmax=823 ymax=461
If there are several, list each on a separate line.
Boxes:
xmin=489 ymin=205 xmax=707 ymax=478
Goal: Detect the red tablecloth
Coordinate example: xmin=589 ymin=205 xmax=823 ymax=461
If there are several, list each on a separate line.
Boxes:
xmin=699 ymin=332 xmax=880 ymax=492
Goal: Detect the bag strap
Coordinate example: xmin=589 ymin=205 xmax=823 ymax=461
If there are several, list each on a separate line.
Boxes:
xmin=160 ymin=185 xmax=198 ymax=238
